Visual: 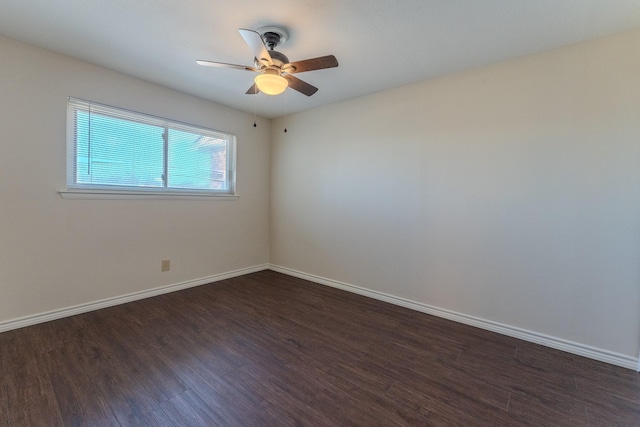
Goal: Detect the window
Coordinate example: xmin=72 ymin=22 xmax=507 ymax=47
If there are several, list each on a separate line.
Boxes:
xmin=65 ymin=98 xmax=236 ymax=198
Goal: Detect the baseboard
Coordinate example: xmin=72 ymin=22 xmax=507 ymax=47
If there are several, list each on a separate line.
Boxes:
xmin=269 ymin=264 xmax=639 ymax=371
xmin=0 ymin=264 xmax=269 ymax=333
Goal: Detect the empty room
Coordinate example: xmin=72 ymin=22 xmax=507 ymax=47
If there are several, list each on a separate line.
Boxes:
xmin=1 ymin=1 xmax=639 ymax=425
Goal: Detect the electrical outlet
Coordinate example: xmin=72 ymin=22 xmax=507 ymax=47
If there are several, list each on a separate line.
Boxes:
xmin=161 ymin=259 xmax=170 ymax=272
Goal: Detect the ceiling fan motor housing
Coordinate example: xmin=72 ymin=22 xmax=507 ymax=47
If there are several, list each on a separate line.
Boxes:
xmin=256 ymin=50 xmax=289 ymax=70
xmin=253 ymin=26 xmax=291 ymax=70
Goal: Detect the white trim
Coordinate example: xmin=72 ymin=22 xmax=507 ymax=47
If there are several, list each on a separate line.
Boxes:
xmin=0 ymin=264 xmax=269 ymax=333
xmin=59 ymin=190 xmax=239 ymax=200
xmin=269 ymin=264 xmax=639 ymax=371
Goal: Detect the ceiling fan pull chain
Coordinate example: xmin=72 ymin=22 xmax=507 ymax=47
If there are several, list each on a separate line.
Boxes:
xmin=284 ymin=88 xmax=288 ymax=133
xmin=253 ymin=84 xmax=258 ymax=127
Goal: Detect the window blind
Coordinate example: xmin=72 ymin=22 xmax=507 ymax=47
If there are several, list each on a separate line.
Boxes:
xmin=66 ymin=98 xmax=235 ymax=194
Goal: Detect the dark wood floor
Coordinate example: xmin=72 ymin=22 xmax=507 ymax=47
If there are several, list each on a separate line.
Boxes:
xmin=1 ymin=270 xmax=639 ymax=426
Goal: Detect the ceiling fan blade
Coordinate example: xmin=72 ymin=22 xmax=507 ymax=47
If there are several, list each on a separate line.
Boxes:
xmin=245 ymin=83 xmax=260 ymax=95
xmin=239 ymin=28 xmax=272 ymax=66
xmin=196 ymin=60 xmax=257 ymax=72
xmin=285 ymin=55 xmax=338 ymax=74
xmin=283 ymin=75 xmax=318 ymax=96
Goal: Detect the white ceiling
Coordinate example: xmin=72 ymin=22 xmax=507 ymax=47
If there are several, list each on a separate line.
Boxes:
xmin=1 ymin=1 xmax=639 ymax=119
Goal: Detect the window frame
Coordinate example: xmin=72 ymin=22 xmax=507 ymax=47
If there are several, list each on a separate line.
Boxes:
xmin=61 ymin=98 xmax=237 ymax=200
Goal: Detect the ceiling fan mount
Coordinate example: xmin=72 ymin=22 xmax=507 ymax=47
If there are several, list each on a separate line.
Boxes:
xmin=256 ymin=26 xmax=289 ymax=50
xmin=196 ymin=25 xmax=338 ymax=97
xmin=255 ymin=27 xmax=289 ymax=69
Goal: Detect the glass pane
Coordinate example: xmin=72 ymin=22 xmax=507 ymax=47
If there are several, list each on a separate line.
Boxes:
xmin=167 ymin=128 xmax=228 ymax=191
xmin=75 ymin=110 xmax=164 ymax=187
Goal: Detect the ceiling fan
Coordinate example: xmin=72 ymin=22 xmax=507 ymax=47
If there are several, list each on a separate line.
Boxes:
xmin=197 ymin=26 xmax=339 ymax=96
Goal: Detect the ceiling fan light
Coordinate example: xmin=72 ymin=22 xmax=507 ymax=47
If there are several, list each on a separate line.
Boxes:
xmin=255 ymin=73 xmax=288 ymax=95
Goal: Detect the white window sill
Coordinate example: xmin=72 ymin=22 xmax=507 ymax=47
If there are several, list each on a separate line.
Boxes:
xmin=59 ymin=190 xmax=239 ymax=200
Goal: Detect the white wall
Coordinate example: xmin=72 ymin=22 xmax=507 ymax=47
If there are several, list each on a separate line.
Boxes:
xmin=0 ymin=35 xmax=270 ymax=325
xmin=270 ymin=29 xmax=640 ymax=362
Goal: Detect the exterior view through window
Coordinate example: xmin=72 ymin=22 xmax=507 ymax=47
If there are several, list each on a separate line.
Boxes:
xmin=66 ymin=98 xmax=236 ymax=195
